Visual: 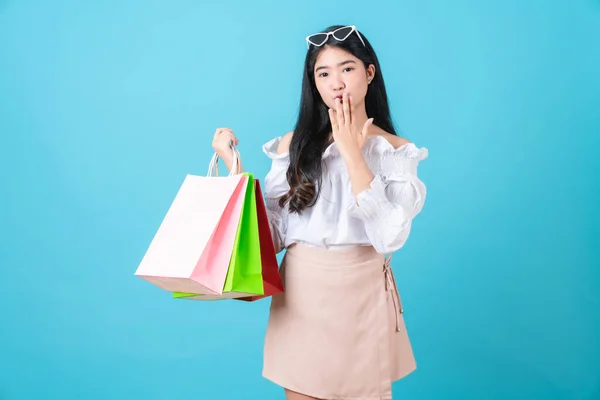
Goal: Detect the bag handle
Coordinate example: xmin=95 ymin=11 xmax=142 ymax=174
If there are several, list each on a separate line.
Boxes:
xmin=207 ymin=146 xmax=242 ymax=177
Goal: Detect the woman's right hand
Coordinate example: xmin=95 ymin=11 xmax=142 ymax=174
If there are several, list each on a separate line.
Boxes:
xmin=211 ymin=127 xmax=241 ymax=173
xmin=212 ymin=127 xmax=239 ymax=157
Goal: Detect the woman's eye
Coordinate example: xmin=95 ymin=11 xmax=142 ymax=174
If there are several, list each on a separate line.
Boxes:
xmin=318 ymin=72 xmax=328 ymax=78
xmin=343 ymin=67 xmax=354 ymax=72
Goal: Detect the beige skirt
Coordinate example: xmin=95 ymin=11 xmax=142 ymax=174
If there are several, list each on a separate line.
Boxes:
xmin=262 ymin=243 xmax=416 ymax=400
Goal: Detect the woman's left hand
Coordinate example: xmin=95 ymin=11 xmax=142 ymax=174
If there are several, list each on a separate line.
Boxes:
xmin=328 ymin=93 xmax=374 ymax=161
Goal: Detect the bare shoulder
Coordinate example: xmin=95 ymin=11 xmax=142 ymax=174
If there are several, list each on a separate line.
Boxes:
xmin=373 ymin=128 xmax=411 ymax=149
xmin=386 ymin=134 xmax=411 ymax=149
xmin=277 ymin=131 xmax=293 ymax=154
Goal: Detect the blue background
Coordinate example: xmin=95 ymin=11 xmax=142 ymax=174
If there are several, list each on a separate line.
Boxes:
xmin=1 ymin=0 xmax=599 ymax=399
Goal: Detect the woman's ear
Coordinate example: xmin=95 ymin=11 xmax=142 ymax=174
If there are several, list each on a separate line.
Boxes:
xmin=366 ymin=64 xmax=376 ymax=84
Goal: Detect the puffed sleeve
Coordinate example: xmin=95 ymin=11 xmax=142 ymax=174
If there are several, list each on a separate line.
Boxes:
xmin=262 ymin=136 xmax=291 ymax=254
xmin=348 ymin=143 xmax=428 ymax=254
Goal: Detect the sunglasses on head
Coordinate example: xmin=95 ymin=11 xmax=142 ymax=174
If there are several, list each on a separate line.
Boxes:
xmin=305 ymin=25 xmax=366 ymax=48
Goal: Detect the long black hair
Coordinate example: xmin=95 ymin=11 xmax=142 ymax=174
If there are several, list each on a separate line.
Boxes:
xmin=279 ymin=25 xmax=398 ymax=214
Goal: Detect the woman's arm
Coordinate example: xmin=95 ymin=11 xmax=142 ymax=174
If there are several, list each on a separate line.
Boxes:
xmin=342 ymin=147 xmax=374 ymax=197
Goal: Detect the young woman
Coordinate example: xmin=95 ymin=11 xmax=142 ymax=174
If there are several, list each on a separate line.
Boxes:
xmin=212 ymin=25 xmax=428 ymax=400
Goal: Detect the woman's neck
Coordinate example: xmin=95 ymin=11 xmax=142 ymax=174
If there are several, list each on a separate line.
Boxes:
xmin=350 ymin=105 xmax=369 ymax=132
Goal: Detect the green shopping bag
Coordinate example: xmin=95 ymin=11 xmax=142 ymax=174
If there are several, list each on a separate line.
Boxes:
xmin=222 ymin=172 xmax=264 ymax=295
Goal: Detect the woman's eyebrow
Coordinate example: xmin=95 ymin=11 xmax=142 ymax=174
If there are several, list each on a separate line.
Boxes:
xmin=315 ymin=60 xmax=356 ymax=72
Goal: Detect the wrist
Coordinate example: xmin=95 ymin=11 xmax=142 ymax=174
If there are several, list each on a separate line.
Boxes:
xmin=216 ymin=146 xmax=233 ymax=158
xmin=342 ymin=150 xmax=374 ymax=196
xmin=341 ymin=147 xmax=365 ymax=168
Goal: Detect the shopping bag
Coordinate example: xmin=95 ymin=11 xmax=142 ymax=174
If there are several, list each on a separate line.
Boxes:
xmin=134 ymin=148 xmax=249 ymax=295
xmin=237 ymin=179 xmax=284 ymax=301
xmin=172 ymin=179 xmax=284 ymax=302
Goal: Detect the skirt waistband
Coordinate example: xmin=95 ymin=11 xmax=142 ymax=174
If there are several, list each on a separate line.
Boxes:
xmin=285 ymin=243 xmax=384 ymax=265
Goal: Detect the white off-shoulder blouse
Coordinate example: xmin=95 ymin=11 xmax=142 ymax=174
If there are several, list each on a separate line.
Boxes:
xmin=262 ymin=135 xmax=428 ymax=254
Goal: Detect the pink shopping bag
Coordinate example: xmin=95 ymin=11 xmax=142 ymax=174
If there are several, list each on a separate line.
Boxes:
xmin=135 ymin=148 xmax=248 ymax=295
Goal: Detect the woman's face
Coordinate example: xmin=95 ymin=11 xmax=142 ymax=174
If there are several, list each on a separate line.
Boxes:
xmin=313 ymin=46 xmax=375 ymax=112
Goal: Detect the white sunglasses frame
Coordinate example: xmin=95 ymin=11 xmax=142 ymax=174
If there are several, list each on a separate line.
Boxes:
xmin=305 ymin=25 xmax=366 ymax=49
